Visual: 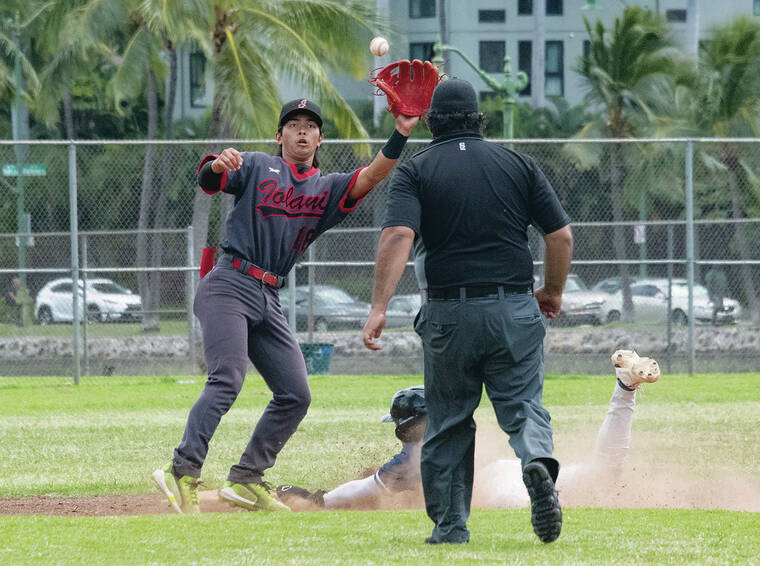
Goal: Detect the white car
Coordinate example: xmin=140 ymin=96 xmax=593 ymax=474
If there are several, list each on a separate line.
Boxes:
xmin=34 ymin=278 xmax=143 ymax=324
xmin=600 ymin=278 xmax=741 ymax=325
xmin=548 ymin=274 xmax=607 ymax=326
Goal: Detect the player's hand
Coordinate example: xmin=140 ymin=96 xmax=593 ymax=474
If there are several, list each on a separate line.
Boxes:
xmin=211 ymin=148 xmax=243 ymax=173
xmin=363 ymin=309 xmax=387 ymax=351
xmin=395 ymin=114 xmax=419 ymax=137
xmin=535 ymin=287 xmax=562 ymax=318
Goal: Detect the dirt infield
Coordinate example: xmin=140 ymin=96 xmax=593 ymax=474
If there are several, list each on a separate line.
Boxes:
xmin=2 ymin=467 xmax=758 ymax=517
xmin=0 ymin=491 xmax=247 ymax=516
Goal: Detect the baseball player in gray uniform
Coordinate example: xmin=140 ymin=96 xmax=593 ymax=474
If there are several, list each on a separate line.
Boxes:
xmin=275 ymin=350 xmax=660 ymax=510
xmin=277 ymin=385 xmax=426 ymax=510
xmin=152 ymin=99 xmax=418 ymax=513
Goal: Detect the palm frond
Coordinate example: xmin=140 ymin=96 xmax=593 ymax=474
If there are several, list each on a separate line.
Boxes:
xmin=110 ymin=27 xmax=162 ymax=112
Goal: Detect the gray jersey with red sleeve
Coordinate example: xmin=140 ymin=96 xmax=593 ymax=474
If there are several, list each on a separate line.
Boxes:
xmin=198 ymin=152 xmax=365 ymax=277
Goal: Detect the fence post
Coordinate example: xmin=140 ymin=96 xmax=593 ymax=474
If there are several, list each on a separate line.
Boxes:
xmin=307 ymin=245 xmax=315 ymax=343
xmin=186 ymin=225 xmax=196 ymax=373
xmin=81 ymin=234 xmax=89 ymax=376
xmin=685 ymin=140 xmax=695 ymax=375
xmin=69 ymin=143 xmax=81 ymax=385
xmin=288 ymin=265 xmax=297 ymax=332
xmin=666 ymin=224 xmax=674 ymax=374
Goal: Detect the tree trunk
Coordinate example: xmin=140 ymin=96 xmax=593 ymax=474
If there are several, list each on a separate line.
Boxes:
xmin=137 ymin=70 xmax=159 ymax=332
xmin=191 ymin=88 xmax=225 ymax=266
xmin=146 ymin=47 xmax=179 ymax=333
xmin=63 ymin=86 xmax=75 ymax=139
xmin=217 ymin=120 xmax=234 ymax=244
xmin=724 ymin=148 xmax=760 ymax=322
xmin=610 ymin=142 xmax=634 ymax=321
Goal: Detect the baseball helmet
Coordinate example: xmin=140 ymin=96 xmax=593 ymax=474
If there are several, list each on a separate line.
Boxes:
xmin=381 ymin=385 xmax=425 ymax=429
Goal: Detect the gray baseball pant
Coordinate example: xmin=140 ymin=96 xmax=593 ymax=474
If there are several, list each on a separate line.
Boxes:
xmin=173 ymin=255 xmax=310 ymax=484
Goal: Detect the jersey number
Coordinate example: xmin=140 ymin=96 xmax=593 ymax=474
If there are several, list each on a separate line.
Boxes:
xmin=292 ymin=227 xmax=316 ymax=254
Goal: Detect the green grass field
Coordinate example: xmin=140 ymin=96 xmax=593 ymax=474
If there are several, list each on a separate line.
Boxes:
xmin=1 ymin=373 xmax=758 ymax=564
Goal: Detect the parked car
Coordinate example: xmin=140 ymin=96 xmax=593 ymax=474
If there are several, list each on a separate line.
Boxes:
xmin=552 ymin=274 xmax=607 ymax=326
xmin=590 ymin=276 xmax=641 ymax=295
xmin=386 ymin=293 xmax=423 ymax=327
xmin=279 ymin=285 xmax=412 ymax=331
xmin=34 ymin=278 xmax=142 ymax=324
xmin=599 ymin=278 xmax=741 ymax=325
xmin=278 ymin=285 xmax=366 ymax=332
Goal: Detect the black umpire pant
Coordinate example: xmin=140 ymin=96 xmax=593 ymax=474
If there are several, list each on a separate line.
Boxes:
xmin=416 ymin=288 xmax=558 ymax=543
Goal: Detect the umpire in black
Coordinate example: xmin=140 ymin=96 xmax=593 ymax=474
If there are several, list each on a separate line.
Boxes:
xmin=363 ymin=78 xmax=573 ymax=544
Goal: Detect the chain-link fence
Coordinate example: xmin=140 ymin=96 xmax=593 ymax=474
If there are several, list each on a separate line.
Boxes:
xmin=1 ymin=138 xmax=758 ymax=378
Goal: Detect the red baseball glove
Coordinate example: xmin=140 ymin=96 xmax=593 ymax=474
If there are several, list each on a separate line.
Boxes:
xmin=370 ymin=59 xmax=441 ymax=117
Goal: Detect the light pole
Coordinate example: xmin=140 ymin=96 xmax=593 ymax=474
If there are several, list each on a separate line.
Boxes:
xmin=432 ymin=37 xmax=527 ymax=140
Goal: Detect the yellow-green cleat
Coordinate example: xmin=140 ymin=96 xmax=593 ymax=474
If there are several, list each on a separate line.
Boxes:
xmin=219 ymin=481 xmax=291 ymax=512
xmin=151 ymin=463 xmax=202 ymax=514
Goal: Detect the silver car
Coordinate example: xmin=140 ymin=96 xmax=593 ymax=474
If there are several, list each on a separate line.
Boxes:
xmin=552 ymin=274 xmax=607 ymax=326
xmin=598 ymin=278 xmax=741 ymax=325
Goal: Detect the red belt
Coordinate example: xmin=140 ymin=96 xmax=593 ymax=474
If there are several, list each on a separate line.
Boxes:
xmin=231 ymin=258 xmax=281 ymax=288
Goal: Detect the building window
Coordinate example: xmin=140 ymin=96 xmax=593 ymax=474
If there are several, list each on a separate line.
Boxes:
xmin=545 ymin=40 xmax=564 ymax=96
xmin=518 ymin=41 xmax=563 ymax=97
xmin=479 ymin=9 xmax=506 ymax=22
xmin=755 ymin=0 xmax=760 ymax=15
xmin=518 ymin=40 xmax=531 ymax=96
xmin=480 ymin=41 xmax=506 ymax=73
xmin=410 ymin=42 xmax=435 ymax=62
xmin=189 ymin=50 xmax=206 ymax=108
xmin=547 ymin=0 xmax=563 ymax=15
xmin=666 ymin=9 xmax=687 ymax=22
xmin=518 ymin=0 xmax=562 ymax=15
xmin=409 ymin=0 xmax=435 ymax=18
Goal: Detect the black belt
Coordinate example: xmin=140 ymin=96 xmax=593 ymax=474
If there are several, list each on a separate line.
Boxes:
xmin=427 ymin=284 xmax=531 ymax=300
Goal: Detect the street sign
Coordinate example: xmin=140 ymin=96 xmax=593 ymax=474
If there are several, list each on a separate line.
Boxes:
xmin=2 ymin=164 xmax=46 ymax=176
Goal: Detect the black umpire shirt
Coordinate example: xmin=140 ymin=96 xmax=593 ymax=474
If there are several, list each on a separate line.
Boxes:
xmin=382 ymin=131 xmax=570 ymax=289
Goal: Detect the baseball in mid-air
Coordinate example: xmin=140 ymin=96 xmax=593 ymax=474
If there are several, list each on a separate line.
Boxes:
xmin=370 ymin=36 xmax=389 ymax=57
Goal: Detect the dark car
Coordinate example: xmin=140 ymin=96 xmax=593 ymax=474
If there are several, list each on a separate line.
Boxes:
xmin=279 ymin=285 xmax=371 ymax=332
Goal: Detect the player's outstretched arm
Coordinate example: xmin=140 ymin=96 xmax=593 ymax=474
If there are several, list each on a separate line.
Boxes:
xmin=349 ymin=114 xmax=419 ymax=200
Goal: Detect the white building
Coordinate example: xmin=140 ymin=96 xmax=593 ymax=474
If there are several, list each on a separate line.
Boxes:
xmin=173 ymin=0 xmax=760 ymax=123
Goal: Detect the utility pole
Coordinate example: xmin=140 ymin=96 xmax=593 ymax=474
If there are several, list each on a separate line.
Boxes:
xmin=532 ymin=0 xmax=546 ymax=109
xmin=11 ymin=13 xmax=31 ymax=326
xmin=432 ymin=38 xmax=527 ymax=140
xmin=373 ymin=0 xmax=391 ymax=128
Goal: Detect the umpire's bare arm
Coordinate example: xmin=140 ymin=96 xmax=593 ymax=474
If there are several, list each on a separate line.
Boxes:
xmin=535 ymin=225 xmax=573 ymax=318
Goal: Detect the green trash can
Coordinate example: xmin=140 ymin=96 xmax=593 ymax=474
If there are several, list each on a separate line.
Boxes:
xmin=299 ymin=343 xmax=334 ymax=375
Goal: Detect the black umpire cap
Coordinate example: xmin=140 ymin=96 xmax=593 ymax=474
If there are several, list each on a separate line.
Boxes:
xmin=278 ymin=98 xmax=323 ymax=129
xmin=430 ymin=78 xmax=478 ymax=114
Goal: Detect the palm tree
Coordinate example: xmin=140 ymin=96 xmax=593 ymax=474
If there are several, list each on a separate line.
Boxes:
xmin=575 ymin=7 xmax=679 ymax=321
xmin=184 ymin=0 xmax=379 ymax=260
xmin=691 ymin=17 xmax=760 ymax=322
xmin=67 ymin=0 xmax=204 ymax=331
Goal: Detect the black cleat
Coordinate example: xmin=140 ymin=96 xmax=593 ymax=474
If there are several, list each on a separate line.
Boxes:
xmin=276 ymin=484 xmax=325 ymax=507
xmin=522 ymin=461 xmax=562 ymax=543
